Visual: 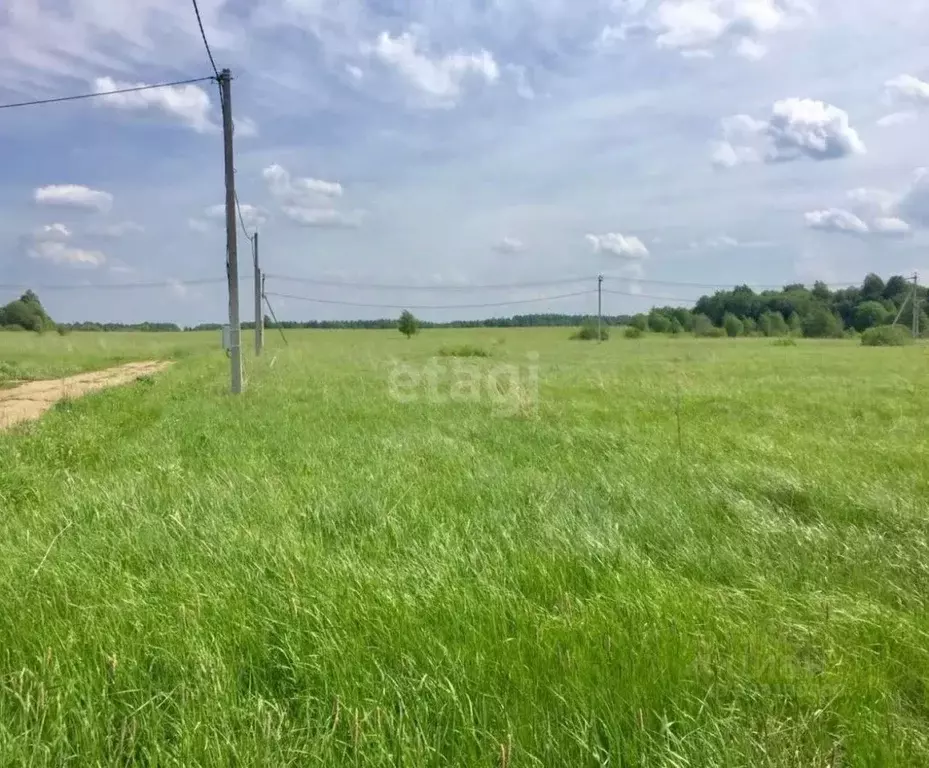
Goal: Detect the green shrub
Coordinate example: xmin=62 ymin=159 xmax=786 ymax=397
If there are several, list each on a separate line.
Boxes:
xmin=723 ymin=313 xmax=744 ymax=338
xmin=572 ymin=323 xmax=609 ymax=341
xmin=861 ymin=325 xmax=914 ymax=347
xmin=772 ymin=337 xmax=797 ymax=347
xmin=624 ymin=326 xmax=644 ymax=339
xmin=437 ymin=345 xmax=490 ymax=357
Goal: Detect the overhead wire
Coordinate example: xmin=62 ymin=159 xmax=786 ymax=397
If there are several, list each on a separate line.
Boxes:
xmin=264 ymin=289 xmax=597 ymax=311
xmin=0 ymin=77 xmax=216 ymax=111
xmin=190 ymin=0 xmax=221 ymax=80
xmin=264 ymin=274 xmax=600 ymax=291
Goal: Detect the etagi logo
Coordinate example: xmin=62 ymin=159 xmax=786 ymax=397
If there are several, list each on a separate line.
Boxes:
xmin=387 ymin=353 xmax=540 ymax=417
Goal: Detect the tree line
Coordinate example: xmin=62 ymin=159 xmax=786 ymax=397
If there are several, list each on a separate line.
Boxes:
xmin=1 ymin=274 xmax=925 ymax=337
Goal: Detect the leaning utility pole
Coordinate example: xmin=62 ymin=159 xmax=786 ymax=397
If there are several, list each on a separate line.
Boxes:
xmin=253 ymin=231 xmax=263 ymax=356
xmin=597 ymin=274 xmax=603 ymax=343
xmin=219 ymin=68 xmax=242 ymax=393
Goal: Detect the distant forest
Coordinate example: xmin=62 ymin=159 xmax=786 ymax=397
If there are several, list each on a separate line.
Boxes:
xmin=1 ymin=273 xmax=926 ymax=338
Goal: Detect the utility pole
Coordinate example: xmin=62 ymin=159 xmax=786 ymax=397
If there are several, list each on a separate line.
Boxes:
xmin=597 ymin=274 xmax=603 ymax=343
xmin=219 ymin=68 xmax=243 ymax=394
xmin=253 ymin=231 xmax=263 ymax=356
xmin=912 ymin=272 xmax=919 ymax=339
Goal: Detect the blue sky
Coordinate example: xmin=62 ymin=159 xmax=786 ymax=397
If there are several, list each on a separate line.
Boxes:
xmin=1 ymin=0 xmax=928 ymax=325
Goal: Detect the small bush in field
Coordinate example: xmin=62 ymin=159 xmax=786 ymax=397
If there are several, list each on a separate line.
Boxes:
xmin=438 ymin=345 xmax=490 ymax=358
xmin=624 ymin=326 xmax=644 ymax=339
xmin=861 ymin=325 xmax=913 ymax=347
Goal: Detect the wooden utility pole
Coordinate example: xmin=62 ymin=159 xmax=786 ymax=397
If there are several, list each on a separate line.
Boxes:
xmin=597 ymin=274 xmax=603 ymax=343
xmin=253 ymin=231 xmax=263 ymax=356
xmin=912 ymin=273 xmax=920 ymax=339
xmin=219 ymin=68 xmax=242 ymax=393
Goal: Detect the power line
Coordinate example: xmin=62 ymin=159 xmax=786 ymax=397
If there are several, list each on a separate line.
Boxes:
xmin=0 ymin=77 xmax=216 ymax=111
xmin=0 ymin=277 xmax=255 ymax=292
xmin=266 ymin=272 xmax=865 ymax=293
xmin=264 ymin=289 xmax=596 ymax=311
xmin=190 ymin=0 xmax=221 ymax=79
xmin=265 ymin=273 xmax=600 ymax=291
xmin=602 ymin=288 xmax=696 ymax=303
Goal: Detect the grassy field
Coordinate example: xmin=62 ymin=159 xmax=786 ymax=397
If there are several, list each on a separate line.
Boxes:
xmin=0 ymin=331 xmax=208 ymax=386
xmin=1 ymin=328 xmax=928 ymax=766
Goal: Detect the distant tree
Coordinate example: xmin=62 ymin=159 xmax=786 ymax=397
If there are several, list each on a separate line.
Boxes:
xmin=648 ymin=311 xmax=672 ymax=333
xmin=631 ymin=314 xmax=649 ymax=332
xmin=853 ymin=301 xmax=890 ymax=332
xmin=883 ymin=275 xmax=909 ymax=302
xmin=861 ymin=325 xmax=913 ymax=347
xmin=787 ymin=312 xmax=802 ymax=335
xmin=398 ymin=310 xmax=420 ymax=338
xmin=861 ymin=273 xmax=886 ymax=302
xmin=802 ymin=306 xmax=844 ymax=338
xmin=0 ymin=291 xmax=55 ymax=332
xmin=742 ymin=316 xmax=758 ymax=335
xmin=670 ymin=317 xmax=684 ymax=335
xmin=723 ymin=312 xmax=744 ymax=338
xmin=692 ymin=313 xmax=716 ymax=337
xmin=812 ymin=281 xmax=832 ymax=302
xmin=759 ymin=311 xmax=788 ymax=337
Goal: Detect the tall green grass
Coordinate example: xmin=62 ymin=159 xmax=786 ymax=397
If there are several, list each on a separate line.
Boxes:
xmin=1 ymin=330 xmax=928 ymax=765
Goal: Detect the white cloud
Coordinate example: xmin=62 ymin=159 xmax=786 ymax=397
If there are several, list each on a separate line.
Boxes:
xmin=871 ymin=217 xmax=911 ymax=236
xmin=494 ymin=237 xmax=526 ymax=254
xmin=281 ymin=206 xmax=364 ymax=228
xmin=767 ymin=98 xmax=866 ymax=161
xmin=234 ymin=117 xmax=259 ymax=138
xmin=205 ymin=203 xmax=267 ymax=228
xmin=368 ymin=30 xmax=499 ymax=106
xmin=804 ymin=208 xmax=870 ymax=235
xmin=734 ymin=38 xmax=767 ymax=60
xmin=188 ymin=218 xmax=211 ymax=233
xmin=92 ymin=77 xmax=215 ymax=133
xmin=586 ymin=232 xmax=649 ymax=259
xmin=263 ymin=164 xmax=343 ymax=201
xmin=346 ymin=65 xmax=364 ymax=81
xmin=648 ymin=0 xmax=803 ymax=59
xmin=804 ymin=206 xmax=910 ymax=238
xmin=34 ymin=184 xmax=113 ymax=212
xmin=710 ymin=140 xmax=759 ymax=168
xmin=36 ymin=223 xmax=71 ymax=240
xmin=28 ymin=240 xmax=105 ymax=267
xmin=713 ymin=99 xmax=865 ymax=166
xmin=885 ymin=74 xmax=929 ymax=106
xmin=846 ymin=187 xmax=895 ymax=215
xmin=877 ymin=111 xmax=918 ymax=128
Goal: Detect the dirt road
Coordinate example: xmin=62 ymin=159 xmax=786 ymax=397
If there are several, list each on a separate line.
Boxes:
xmin=0 ymin=361 xmax=171 ymax=431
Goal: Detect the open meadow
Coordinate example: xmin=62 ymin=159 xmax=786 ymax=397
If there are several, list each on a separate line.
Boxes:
xmin=1 ymin=328 xmax=928 ymax=766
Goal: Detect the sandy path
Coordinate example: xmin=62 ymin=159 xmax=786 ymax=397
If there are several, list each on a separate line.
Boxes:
xmin=0 ymin=361 xmax=172 ymax=430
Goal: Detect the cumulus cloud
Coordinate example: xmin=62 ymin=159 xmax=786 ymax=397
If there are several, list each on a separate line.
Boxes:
xmin=494 ymin=237 xmax=526 ymax=254
xmin=34 ymin=184 xmax=113 ymax=212
xmin=36 ymin=223 xmax=72 ymax=240
xmin=264 ymin=163 xmax=362 ymax=229
xmin=28 ymin=222 xmax=105 ymax=266
xmin=805 ymin=199 xmax=910 ymax=238
xmin=586 ymin=232 xmax=649 ymax=259
xmin=368 ymin=30 xmax=499 ymax=106
xmin=767 ymin=98 xmax=866 ymax=161
xmin=92 ymin=77 xmax=215 ymax=133
xmin=645 ymin=0 xmax=805 ymax=59
xmin=885 ymin=74 xmax=929 ymax=106
xmin=804 ymin=208 xmax=870 ymax=235
xmin=712 ymin=98 xmax=865 ymax=166
xmin=263 ymin=164 xmax=343 ymax=200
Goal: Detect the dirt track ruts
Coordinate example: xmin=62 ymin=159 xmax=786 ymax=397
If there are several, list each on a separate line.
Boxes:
xmin=0 ymin=361 xmax=171 ymax=430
